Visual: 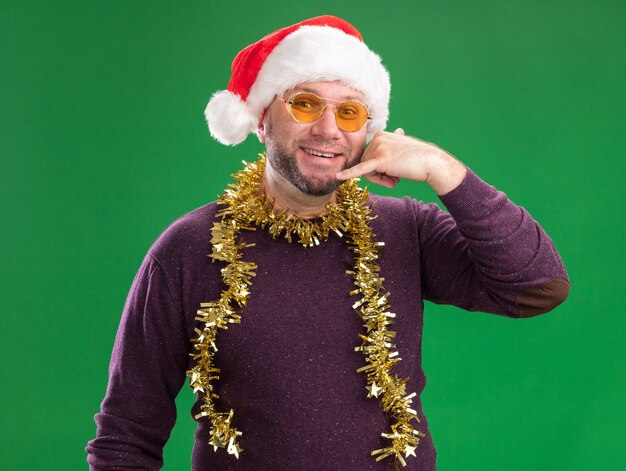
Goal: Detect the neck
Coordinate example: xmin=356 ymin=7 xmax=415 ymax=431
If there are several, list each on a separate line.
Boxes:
xmin=262 ymin=160 xmax=336 ymax=219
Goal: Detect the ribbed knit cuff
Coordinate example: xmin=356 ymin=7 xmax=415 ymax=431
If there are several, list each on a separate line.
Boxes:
xmin=438 ymin=168 xmax=524 ymax=242
xmin=438 ymin=168 xmax=504 ymax=220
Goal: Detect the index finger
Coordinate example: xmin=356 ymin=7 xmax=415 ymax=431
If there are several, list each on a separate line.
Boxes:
xmin=336 ymin=159 xmax=379 ymax=180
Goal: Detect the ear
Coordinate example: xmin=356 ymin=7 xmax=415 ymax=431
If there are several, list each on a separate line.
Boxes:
xmin=257 ymin=121 xmax=266 ymax=143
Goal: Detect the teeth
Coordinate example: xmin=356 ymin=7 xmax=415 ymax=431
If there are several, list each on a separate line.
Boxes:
xmin=303 ymin=148 xmax=336 ymax=158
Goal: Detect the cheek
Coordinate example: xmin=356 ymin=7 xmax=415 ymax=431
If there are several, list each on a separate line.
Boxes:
xmin=348 ymin=134 xmax=367 ymax=155
xmin=265 ymin=112 xmax=302 ymax=146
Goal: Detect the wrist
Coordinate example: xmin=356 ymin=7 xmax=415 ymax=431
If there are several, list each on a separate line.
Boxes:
xmin=426 ymin=151 xmax=467 ymax=195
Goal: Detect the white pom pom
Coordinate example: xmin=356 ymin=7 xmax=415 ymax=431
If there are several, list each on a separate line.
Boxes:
xmin=204 ymin=91 xmax=258 ymax=146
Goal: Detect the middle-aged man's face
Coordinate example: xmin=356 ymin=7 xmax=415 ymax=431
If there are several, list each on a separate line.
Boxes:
xmin=259 ymin=80 xmax=368 ymax=196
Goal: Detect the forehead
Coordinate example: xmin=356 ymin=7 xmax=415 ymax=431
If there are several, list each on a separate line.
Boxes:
xmin=285 ymin=80 xmax=366 ymax=102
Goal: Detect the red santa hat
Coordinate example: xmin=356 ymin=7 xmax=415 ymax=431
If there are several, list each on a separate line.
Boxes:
xmin=205 ymin=15 xmax=391 ymax=145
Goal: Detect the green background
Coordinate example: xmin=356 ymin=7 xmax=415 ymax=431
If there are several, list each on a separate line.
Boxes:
xmin=2 ymin=0 xmax=624 ymax=469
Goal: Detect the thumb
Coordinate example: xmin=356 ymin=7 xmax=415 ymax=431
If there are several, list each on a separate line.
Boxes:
xmin=393 ymin=128 xmax=405 ymax=135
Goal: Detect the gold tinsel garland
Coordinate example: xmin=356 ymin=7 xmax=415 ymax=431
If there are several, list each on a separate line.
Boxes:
xmin=186 ymin=154 xmax=424 ymax=466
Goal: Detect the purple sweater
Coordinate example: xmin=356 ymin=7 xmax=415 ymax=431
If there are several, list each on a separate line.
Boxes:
xmin=86 ymin=170 xmax=569 ymax=470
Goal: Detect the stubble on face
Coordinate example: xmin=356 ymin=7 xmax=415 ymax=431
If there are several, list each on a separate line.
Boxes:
xmin=263 ymin=110 xmax=366 ymax=196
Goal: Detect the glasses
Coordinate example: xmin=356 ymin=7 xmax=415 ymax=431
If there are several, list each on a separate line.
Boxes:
xmin=281 ymin=92 xmax=372 ymax=132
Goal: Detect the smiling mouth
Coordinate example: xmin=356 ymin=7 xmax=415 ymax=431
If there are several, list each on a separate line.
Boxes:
xmin=302 ymin=147 xmax=340 ymax=159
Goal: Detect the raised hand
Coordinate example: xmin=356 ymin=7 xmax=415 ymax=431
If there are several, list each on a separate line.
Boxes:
xmin=336 ymin=128 xmax=467 ymax=195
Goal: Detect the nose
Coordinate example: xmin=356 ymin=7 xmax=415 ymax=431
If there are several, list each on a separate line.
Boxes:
xmin=309 ymin=105 xmax=342 ymax=140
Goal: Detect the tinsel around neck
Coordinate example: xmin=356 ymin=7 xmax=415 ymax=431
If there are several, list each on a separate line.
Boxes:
xmin=216 ymin=153 xmax=369 ymax=247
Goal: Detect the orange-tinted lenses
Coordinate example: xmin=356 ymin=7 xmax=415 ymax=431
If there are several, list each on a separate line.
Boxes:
xmin=285 ymin=93 xmax=370 ymax=132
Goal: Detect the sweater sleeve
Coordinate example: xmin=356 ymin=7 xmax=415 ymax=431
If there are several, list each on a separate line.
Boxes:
xmin=86 ymin=252 xmax=190 ymax=470
xmin=418 ymin=169 xmax=569 ymax=318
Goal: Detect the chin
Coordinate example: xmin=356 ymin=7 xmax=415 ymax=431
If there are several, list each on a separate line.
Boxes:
xmin=293 ymin=176 xmax=342 ymax=196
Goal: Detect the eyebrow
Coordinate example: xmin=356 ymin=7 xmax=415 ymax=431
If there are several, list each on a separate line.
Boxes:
xmin=291 ymin=86 xmax=364 ymax=102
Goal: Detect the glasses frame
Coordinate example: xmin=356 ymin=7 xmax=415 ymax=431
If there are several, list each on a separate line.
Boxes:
xmin=280 ymin=92 xmax=372 ymax=132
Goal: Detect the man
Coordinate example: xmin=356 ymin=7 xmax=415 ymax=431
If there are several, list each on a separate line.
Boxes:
xmin=87 ymin=15 xmax=569 ymax=470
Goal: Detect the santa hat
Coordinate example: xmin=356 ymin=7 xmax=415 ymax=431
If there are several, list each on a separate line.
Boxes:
xmin=205 ymin=15 xmax=391 ymax=145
